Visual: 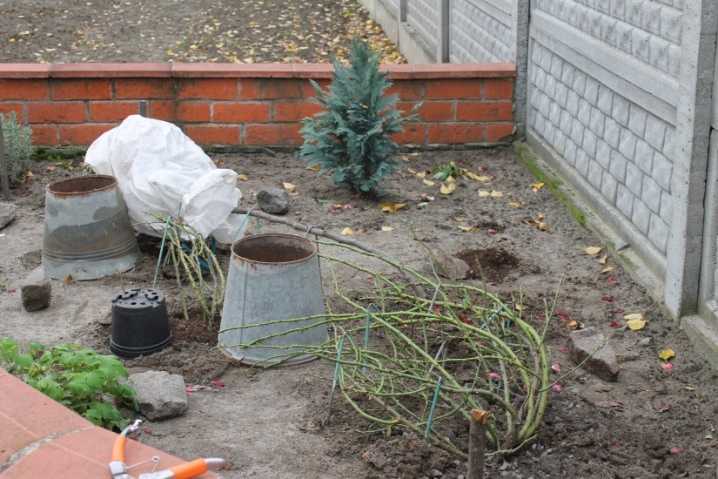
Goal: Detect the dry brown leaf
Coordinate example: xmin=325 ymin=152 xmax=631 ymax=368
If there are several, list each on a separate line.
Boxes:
xmin=282 ymin=182 xmax=297 ymax=193
xmin=423 ymin=179 xmax=435 ymax=187
xmin=440 ymin=182 xmax=457 ymax=195
xmin=625 ymin=313 xmax=647 ymax=331
xmin=584 ymin=246 xmax=602 ymax=256
xmin=380 ymin=202 xmax=407 ymax=214
xmin=598 ymin=254 xmax=609 ymax=265
xmin=463 ymin=171 xmax=492 ymax=183
xmin=238 ymin=174 xmax=249 ymax=181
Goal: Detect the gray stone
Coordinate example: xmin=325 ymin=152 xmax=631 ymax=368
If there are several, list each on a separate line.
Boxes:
xmin=129 ymin=370 xmax=188 ymax=420
xmin=434 ymin=253 xmax=470 ymax=281
xmin=0 ymin=202 xmax=16 ymax=230
xmin=21 ymin=267 xmax=51 ymax=312
xmin=569 ymin=327 xmax=619 ymax=382
xmin=257 ymin=187 xmax=290 ymax=215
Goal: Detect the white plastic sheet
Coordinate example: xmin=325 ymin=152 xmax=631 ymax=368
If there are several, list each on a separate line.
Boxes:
xmin=85 ymin=115 xmax=241 ymax=238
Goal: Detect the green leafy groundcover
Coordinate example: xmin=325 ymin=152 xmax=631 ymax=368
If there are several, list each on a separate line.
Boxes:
xmin=0 ymin=339 xmax=137 ymax=430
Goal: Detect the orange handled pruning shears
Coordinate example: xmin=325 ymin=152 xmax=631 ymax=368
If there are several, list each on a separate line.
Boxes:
xmin=109 ymin=420 xmax=225 ymax=479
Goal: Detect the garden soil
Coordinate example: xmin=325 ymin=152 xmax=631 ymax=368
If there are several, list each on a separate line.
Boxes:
xmin=1 ymin=146 xmax=717 ymax=478
xmin=0 ymin=0 xmax=404 ymax=64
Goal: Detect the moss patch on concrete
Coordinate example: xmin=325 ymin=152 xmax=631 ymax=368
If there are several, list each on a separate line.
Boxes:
xmin=515 ymin=142 xmax=587 ymax=227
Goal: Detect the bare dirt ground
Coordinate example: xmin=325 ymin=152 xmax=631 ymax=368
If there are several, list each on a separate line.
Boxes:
xmin=0 ymin=0 xmax=404 ymax=64
xmin=2 ymin=146 xmax=718 ymax=478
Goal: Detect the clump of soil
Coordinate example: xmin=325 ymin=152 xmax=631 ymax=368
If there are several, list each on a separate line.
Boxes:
xmin=456 ymin=247 xmax=519 ymax=282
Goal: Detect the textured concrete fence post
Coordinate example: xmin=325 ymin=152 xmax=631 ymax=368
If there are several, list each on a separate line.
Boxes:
xmin=664 ymin=0 xmax=718 ymax=317
xmin=437 ymin=0 xmax=451 ymax=63
xmin=512 ymin=0 xmax=529 ymax=137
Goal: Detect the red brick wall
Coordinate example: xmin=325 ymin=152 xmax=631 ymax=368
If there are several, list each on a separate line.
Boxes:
xmin=0 ymin=63 xmax=516 ymax=147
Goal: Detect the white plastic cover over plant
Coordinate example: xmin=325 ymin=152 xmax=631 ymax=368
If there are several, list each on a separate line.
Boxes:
xmin=85 ymin=115 xmax=242 ymax=239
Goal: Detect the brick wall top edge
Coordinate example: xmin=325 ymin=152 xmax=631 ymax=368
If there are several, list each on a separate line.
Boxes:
xmin=0 ymin=63 xmax=516 ymax=80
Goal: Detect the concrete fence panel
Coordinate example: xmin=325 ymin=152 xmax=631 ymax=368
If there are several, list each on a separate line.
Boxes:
xmin=525 ymin=0 xmax=685 ymax=283
xmin=450 ymin=0 xmax=515 ymax=64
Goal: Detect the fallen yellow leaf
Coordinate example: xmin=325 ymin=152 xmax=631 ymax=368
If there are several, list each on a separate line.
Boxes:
xmin=658 ymin=348 xmax=676 ymax=362
xmin=624 ymin=313 xmax=645 ymax=322
xmin=306 ymin=164 xmax=321 ymax=172
xmin=282 ymin=182 xmax=297 ymax=193
xmin=238 ymin=174 xmax=249 ymax=181
xmin=463 ymin=171 xmax=491 ymax=183
xmin=599 ymin=255 xmax=608 ymax=265
xmin=440 ymin=182 xmax=457 ymax=195
xmin=380 ymin=202 xmax=407 ymax=214
xmin=509 ymin=201 xmax=523 ymax=208
xmin=416 ymin=171 xmax=427 ymax=179
xmin=423 ymin=179 xmax=435 ymax=187
xmin=479 ymin=190 xmax=503 ymax=198
xmin=601 ymin=266 xmax=615 ymax=274
xmin=458 ymin=225 xmax=477 ymax=232
xmin=585 ymin=246 xmax=602 ymax=256
xmin=626 ymin=317 xmax=647 ymax=331
xmin=341 ymin=227 xmax=354 ymax=236
xmin=531 ymin=181 xmax=545 ymax=192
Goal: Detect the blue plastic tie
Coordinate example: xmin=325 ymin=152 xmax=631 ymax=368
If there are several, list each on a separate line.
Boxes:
xmin=424 ymin=376 xmax=443 ymax=439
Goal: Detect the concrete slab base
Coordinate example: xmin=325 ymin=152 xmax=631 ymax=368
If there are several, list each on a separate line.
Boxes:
xmin=682 ymin=315 xmax=718 ymax=370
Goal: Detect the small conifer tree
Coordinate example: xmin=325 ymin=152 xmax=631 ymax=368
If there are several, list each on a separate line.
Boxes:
xmin=300 ymin=39 xmax=412 ymax=195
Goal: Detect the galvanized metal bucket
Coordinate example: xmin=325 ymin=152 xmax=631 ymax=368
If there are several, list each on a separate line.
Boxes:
xmin=219 ymin=233 xmax=328 ymax=366
xmin=43 ymin=175 xmax=140 ymax=280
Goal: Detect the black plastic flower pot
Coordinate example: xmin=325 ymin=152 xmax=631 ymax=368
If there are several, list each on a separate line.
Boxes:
xmin=110 ymin=288 xmax=171 ymax=358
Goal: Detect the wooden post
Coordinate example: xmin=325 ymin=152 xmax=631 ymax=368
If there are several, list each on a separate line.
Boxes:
xmin=468 ymin=409 xmax=488 ymax=479
xmin=0 ymin=120 xmax=9 ymax=201
xmin=437 ymin=0 xmax=451 ymax=63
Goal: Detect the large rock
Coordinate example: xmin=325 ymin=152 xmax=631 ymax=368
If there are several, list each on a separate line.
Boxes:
xmin=0 ymin=202 xmax=16 ymax=230
xmin=434 ymin=252 xmax=470 ymax=280
xmin=21 ymin=267 xmax=51 ymax=312
xmin=569 ymin=327 xmax=619 ymax=382
xmin=257 ymin=187 xmax=290 ymax=215
xmin=129 ymin=370 xmax=188 ymax=420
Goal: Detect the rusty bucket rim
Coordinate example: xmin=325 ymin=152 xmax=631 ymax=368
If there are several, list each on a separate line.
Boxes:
xmin=231 ymin=233 xmax=317 ymax=266
xmin=47 ymin=174 xmax=117 ymax=197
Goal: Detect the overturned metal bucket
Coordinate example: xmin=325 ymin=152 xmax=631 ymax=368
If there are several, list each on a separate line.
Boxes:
xmin=219 ymin=233 xmax=328 ymax=366
xmin=43 ymin=175 xmax=140 ymax=280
